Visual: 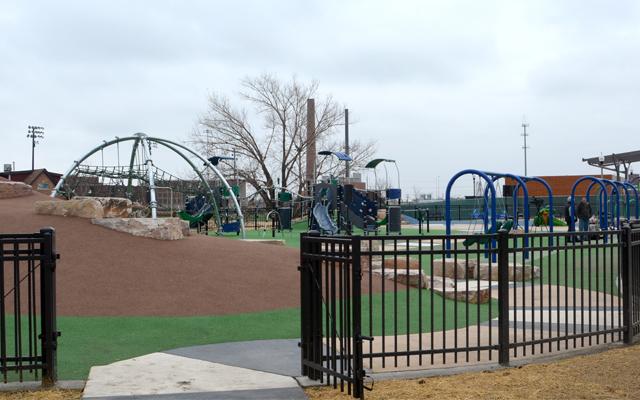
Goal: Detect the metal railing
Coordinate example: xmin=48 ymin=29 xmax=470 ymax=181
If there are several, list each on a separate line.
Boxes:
xmin=0 ymin=228 xmax=59 ymax=385
xmin=300 ymin=222 xmax=640 ymax=399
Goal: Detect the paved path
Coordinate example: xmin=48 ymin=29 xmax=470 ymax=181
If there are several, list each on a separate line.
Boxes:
xmin=83 ymin=339 xmax=308 ymax=400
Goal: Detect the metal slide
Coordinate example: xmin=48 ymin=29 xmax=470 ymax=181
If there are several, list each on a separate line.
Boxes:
xmin=312 ymin=203 xmax=339 ymax=234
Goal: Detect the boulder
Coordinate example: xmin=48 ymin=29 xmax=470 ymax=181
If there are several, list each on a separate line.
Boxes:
xmin=35 ymin=198 xmax=103 ymax=218
xmin=431 ymin=258 xmax=477 ymax=280
xmin=382 ymin=257 xmax=421 ymax=270
xmin=427 ymin=276 xmax=491 ymax=304
xmin=0 ymin=181 xmax=33 ymax=199
xmin=371 ymin=268 xmax=428 ymax=289
xmin=35 ymin=197 xmax=132 ymax=219
xmin=432 ymin=258 xmax=540 ymax=282
xmin=91 ymin=218 xmax=191 ymax=240
xmin=476 ymin=263 xmax=540 ymax=281
xmin=76 ymin=197 xmax=132 ymax=218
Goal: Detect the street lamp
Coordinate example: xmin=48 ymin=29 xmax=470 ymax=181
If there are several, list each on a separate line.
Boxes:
xmin=599 ymin=153 xmax=605 ymax=179
xmin=27 ymin=125 xmax=44 ymax=170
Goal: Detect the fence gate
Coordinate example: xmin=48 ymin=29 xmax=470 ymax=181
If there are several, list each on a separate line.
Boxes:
xmin=0 ymin=228 xmax=59 ymax=385
xmin=623 ymin=223 xmax=640 ymax=341
xmin=300 ymin=233 xmax=366 ymax=398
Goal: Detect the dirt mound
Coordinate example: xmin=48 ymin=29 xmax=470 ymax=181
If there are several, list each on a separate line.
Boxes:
xmin=0 ymin=193 xmax=303 ymax=316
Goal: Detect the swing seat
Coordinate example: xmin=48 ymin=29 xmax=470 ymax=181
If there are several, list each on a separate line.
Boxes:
xmin=462 ymin=234 xmax=492 ymax=247
xmin=463 ymin=219 xmax=514 ymax=247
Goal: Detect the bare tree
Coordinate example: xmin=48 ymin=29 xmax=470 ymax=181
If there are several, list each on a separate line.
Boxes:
xmin=192 ymin=74 xmax=376 ymax=208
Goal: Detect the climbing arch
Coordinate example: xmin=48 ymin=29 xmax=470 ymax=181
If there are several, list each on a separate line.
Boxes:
xmin=51 ymin=133 xmax=245 ymax=237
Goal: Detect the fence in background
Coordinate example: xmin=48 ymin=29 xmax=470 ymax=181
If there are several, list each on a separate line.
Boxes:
xmin=300 ymin=223 xmax=640 ymax=398
xmin=0 ymin=228 xmax=59 ymax=385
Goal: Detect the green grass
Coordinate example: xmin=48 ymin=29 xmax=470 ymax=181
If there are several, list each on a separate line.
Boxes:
xmin=1 ymin=284 xmax=497 ymax=382
xmin=216 ymin=220 xmax=450 ymax=248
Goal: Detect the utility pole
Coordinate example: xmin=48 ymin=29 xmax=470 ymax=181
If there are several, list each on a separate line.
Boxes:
xmin=27 ymin=125 xmax=44 ymax=170
xmin=344 ymin=108 xmax=350 ymax=180
xmin=521 ymin=121 xmax=529 ymax=176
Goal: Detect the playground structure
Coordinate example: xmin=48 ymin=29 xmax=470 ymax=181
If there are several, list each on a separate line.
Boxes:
xmin=51 ymin=133 xmax=246 ymax=237
xmin=309 ymin=155 xmax=404 ymax=235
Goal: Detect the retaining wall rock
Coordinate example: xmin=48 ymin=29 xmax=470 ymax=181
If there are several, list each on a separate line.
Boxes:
xmin=0 ymin=181 xmax=33 ymax=199
xmin=35 ymin=197 xmax=132 ymax=219
xmin=91 ymin=218 xmax=190 ymax=240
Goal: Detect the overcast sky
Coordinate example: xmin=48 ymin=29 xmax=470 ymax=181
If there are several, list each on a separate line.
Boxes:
xmin=1 ymin=0 xmax=639 ymax=197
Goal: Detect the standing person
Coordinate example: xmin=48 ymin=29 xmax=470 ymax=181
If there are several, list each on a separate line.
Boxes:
xmin=564 ymin=197 xmax=576 ymax=243
xmin=576 ymin=197 xmax=592 ymax=240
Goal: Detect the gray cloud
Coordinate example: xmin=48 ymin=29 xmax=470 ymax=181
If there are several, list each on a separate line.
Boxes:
xmin=1 ymin=0 xmax=639 ymax=197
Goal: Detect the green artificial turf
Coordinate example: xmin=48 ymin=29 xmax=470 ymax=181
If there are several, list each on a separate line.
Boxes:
xmin=215 ymin=220 xmax=449 ymax=249
xmin=2 ymin=286 xmax=497 ymax=382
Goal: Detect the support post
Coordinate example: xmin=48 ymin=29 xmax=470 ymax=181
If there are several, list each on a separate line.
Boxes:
xmin=351 ymin=236 xmax=364 ymax=399
xmin=40 ymin=228 xmax=59 ymax=386
xmin=497 ymin=229 xmax=510 ymax=365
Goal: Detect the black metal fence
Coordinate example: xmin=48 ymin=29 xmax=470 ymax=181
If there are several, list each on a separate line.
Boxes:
xmin=300 ymin=222 xmax=640 ymax=398
xmin=0 ymin=228 xmax=59 ymax=385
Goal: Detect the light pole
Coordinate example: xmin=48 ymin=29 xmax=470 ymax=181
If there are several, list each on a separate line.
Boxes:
xmin=27 ymin=125 xmax=44 ymax=170
xmin=521 ymin=121 xmax=529 ymax=176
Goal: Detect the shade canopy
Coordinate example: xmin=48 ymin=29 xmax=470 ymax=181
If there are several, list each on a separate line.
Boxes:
xmin=365 ymin=158 xmax=396 ymax=169
xmin=318 ymin=150 xmax=352 ymax=161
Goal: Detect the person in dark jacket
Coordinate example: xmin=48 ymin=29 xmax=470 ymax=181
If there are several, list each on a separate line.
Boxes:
xmin=576 ymin=197 xmax=592 ymax=240
xmin=564 ymin=197 xmax=577 ymax=242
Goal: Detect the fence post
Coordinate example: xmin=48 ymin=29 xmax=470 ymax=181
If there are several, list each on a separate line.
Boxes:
xmin=40 ymin=227 xmax=58 ymax=387
xmin=426 ymin=208 xmax=430 ymax=233
xmin=351 ymin=236 xmax=364 ymax=398
xmin=300 ymin=232 xmax=310 ymax=376
xmin=497 ymin=229 xmax=510 ymax=366
xmin=621 ymin=224 xmax=633 ymax=344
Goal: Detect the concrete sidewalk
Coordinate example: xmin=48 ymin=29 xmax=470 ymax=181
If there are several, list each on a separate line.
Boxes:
xmin=82 ymin=339 xmax=308 ymax=400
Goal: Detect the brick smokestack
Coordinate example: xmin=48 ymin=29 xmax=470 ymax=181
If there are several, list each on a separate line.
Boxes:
xmin=305 ymin=98 xmax=316 ymax=195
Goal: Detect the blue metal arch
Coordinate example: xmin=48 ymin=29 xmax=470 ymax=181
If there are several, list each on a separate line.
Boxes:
xmin=611 ymin=181 xmax=630 ymax=221
xmin=623 ymin=182 xmax=640 ymax=219
xmin=514 ymin=176 xmax=554 ymax=233
xmin=586 ymin=179 xmax=620 ymax=228
xmin=571 ymin=177 xmax=608 ymax=231
xmin=482 ymin=173 xmax=530 ymax=234
xmin=445 ymin=169 xmax=497 ymax=252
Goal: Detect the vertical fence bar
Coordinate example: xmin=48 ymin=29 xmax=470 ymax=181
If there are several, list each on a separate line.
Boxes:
xmin=622 ymin=225 xmax=633 ymax=344
xmin=40 ymin=227 xmax=58 ymax=387
xmin=497 ymin=229 xmax=510 ymax=366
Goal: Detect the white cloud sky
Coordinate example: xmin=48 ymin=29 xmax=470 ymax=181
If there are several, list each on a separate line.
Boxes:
xmin=1 ymin=0 xmax=639 ymax=197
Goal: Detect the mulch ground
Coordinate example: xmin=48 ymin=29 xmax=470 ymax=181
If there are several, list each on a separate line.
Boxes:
xmin=307 ymin=343 xmax=640 ymax=399
xmin=0 ymin=193 xmax=308 ymax=316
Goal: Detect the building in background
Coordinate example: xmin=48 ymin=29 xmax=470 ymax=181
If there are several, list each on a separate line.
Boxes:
xmin=0 ymin=168 xmax=62 ymax=193
xmin=505 ymin=174 xmax=615 ymax=197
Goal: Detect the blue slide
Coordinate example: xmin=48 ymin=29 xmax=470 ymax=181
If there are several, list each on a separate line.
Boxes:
xmin=313 ymin=202 xmax=339 ymax=234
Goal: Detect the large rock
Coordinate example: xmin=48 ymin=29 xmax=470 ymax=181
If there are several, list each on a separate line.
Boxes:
xmin=382 ymin=257 xmax=421 ymax=270
xmin=432 ymin=258 xmax=477 ymax=280
xmin=76 ymin=197 xmax=132 ymax=218
xmin=35 ymin=197 xmax=132 ymax=219
xmin=35 ymin=198 xmax=103 ymax=218
xmin=476 ymin=263 xmax=540 ymax=281
xmin=0 ymin=181 xmax=33 ymax=199
xmin=92 ymin=218 xmax=190 ymax=240
xmin=432 ymin=258 xmax=540 ymax=282
xmin=371 ymin=268 xmax=428 ymax=289
xmin=427 ymin=276 xmax=492 ymax=304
